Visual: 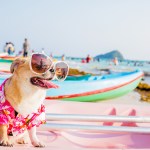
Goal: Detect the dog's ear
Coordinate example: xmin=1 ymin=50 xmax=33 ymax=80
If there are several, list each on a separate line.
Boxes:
xmin=10 ymin=58 xmax=26 ymax=73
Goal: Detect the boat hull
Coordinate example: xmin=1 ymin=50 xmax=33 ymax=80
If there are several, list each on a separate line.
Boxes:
xmin=0 ymin=59 xmax=13 ymax=63
xmin=55 ymin=77 xmax=141 ymax=102
xmin=46 ymin=70 xmax=143 ymax=101
xmin=0 ymin=69 xmax=144 ymax=102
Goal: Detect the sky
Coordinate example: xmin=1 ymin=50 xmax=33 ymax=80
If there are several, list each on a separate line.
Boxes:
xmin=0 ymin=0 xmax=150 ymax=60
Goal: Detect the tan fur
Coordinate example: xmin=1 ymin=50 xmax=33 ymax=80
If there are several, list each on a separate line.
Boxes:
xmin=0 ymin=57 xmax=53 ymax=147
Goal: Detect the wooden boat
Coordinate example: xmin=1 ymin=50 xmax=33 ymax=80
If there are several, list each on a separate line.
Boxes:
xmin=46 ymin=70 xmax=143 ymax=102
xmin=0 ymin=58 xmax=13 ymax=63
xmin=0 ymin=55 xmax=18 ymax=63
xmin=0 ymin=69 xmax=143 ymax=102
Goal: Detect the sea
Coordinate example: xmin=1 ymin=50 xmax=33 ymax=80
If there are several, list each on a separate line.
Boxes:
xmin=1 ymin=55 xmax=150 ymax=84
xmin=61 ymin=58 xmax=150 ymax=84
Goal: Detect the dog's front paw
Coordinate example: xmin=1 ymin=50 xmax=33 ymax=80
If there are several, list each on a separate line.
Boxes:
xmin=16 ymin=136 xmax=29 ymax=144
xmin=31 ymin=140 xmax=45 ymax=147
xmin=0 ymin=139 xmax=13 ymax=147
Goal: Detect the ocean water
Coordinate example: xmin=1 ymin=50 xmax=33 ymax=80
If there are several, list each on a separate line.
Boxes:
xmin=67 ymin=59 xmax=150 ymax=84
xmin=0 ymin=58 xmax=149 ymax=84
xmin=67 ymin=59 xmax=150 ymax=73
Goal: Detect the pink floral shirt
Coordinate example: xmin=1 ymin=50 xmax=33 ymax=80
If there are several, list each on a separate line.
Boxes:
xmin=0 ymin=79 xmax=46 ymax=136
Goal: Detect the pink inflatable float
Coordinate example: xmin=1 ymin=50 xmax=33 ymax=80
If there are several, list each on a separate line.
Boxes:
xmin=43 ymin=100 xmax=150 ymax=149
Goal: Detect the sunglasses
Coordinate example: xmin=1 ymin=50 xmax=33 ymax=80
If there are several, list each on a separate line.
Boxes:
xmin=30 ymin=53 xmax=69 ymax=81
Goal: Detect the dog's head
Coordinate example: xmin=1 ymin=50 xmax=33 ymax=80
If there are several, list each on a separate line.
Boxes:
xmin=10 ymin=57 xmax=58 ymax=89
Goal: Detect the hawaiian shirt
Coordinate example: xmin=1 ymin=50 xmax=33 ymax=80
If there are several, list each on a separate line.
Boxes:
xmin=0 ymin=79 xmax=46 ymax=136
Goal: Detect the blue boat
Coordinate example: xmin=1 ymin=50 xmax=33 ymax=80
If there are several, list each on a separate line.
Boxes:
xmin=0 ymin=70 xmax=143 ymax=102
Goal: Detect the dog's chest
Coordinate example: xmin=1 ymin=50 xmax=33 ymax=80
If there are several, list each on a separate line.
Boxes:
xmin=16 ymin=91 xmax=46 ymax=116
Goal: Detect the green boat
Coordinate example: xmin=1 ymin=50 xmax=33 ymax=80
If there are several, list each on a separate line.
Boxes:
xmin=0 ymin=58 xmax=13 ymax=63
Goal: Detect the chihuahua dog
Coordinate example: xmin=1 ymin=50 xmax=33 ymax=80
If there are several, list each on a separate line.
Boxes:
xmin=0 ymin=57 xmax=58 ymax=147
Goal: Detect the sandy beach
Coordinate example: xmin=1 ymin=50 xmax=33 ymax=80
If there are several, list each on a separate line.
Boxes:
xmin=102 ymin=91 xmax=147 ymax=105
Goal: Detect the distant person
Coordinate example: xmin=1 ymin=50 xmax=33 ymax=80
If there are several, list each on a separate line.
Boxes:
xmin=97 ymin=58 xmax=100 ymax=62
xmin=86 ymin=54 xmax=91 ymax=63
xmin=81 ymin=58 xmax=86 ymax=63
xmin=61 ymin=54 xmax=65 ymax=61
xmin=4 ymin=42 xmax=15 ymax=55
xmin=23 ymin=38 xmax=30 ymax=57
xmin=113 ymin=57 xmax=119 ymax=65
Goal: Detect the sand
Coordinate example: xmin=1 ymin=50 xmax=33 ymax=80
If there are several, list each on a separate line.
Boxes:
xmin=102 ymin=91 xmax=149 ymax=106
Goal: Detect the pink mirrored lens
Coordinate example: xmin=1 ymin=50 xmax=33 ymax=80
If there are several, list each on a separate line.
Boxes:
xmin=55 ymin=62 xmax=69 ymax=80
xmin=31 ymin=54 xmax=52 ymax=74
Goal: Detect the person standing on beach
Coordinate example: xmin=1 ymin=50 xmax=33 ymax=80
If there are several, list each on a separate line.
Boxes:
xmin=61 ymin=54 xmax=65 ymax=61
xmin=23 ymin=38 xmax=30 ymax=57
xmin=113 ymin=57 xmax=119 ymax=65
xmin=4 ymin=42 xmax=15 ymax=55
xmin=86 ymin=54 xmax=91 ymax=63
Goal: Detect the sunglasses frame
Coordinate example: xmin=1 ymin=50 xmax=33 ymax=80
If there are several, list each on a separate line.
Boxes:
xmin=29 ymin=52 xmax=69 ymax=81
